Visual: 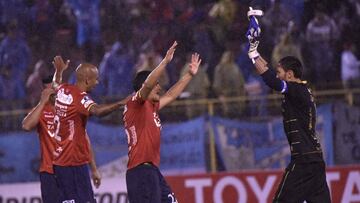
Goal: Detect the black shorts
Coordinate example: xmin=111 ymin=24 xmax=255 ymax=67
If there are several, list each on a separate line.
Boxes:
xmin=40 ymin=172 xmax=61 ymax=203
xmin=273 ymin=161 xmax=331 ymax=203
xmin=54 ymin=164 xmax=96 ymax=203
xmin=126 ymin=163 xmax=177 ymax=203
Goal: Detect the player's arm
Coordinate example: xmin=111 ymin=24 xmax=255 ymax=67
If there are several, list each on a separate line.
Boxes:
xmin=22 ymin=88 xmax=55 ymax=131
xmin=246 ymin=8 xmax=287 ymax=93
xmin=52 ymin=55 xmax=70 ymax=89
xmin=86 ymin=134 xmax=101 ymax=188
xmin=252 ymin=56 xmax=287 ymax=93
xmin=89 ymin=95 xmax=131 ymax=117
xmin=139 ymin=41 xmax=177 ymax=101
xmin=159 ymin=53 xmax=202 ymax=110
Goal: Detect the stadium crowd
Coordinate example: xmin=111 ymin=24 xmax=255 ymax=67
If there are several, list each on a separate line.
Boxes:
xmin=0 ymin=0 xmax=359 ymax=120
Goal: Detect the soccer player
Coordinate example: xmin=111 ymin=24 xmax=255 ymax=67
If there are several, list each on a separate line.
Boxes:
xmin=22 ymin=74 xmax=101 ymax=203
xmin=246 ymin=9 xmax=331 ymax=203
xmin=123 ymin=41 xmax=202 ymax=203
xmin=51 ymin=56 xmax=128 ymax=202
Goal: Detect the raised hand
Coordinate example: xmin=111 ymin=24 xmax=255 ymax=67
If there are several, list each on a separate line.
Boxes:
xmin=246 ymin=7 xmax=263 ymax=42
xmin=164 ymin=41 xmax=178 ymax=63
xmin=52 ymin=56 xmax=70 ymax=72
xmin=246 ymin=16 xmax=261 ymax=42
xmin=246 ymin=7 xmax=263 ymax=61
xmin=188 ymin=53 xmax=202 ymax=76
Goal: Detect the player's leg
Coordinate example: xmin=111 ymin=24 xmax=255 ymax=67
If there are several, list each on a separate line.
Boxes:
xmin=272 ymin=162 xmax=305 ymax=203
xmin=54 ymin=164 xmax=96 ymax=203
xmin=126 ymin=163 xmax=161 ymax=203
xmin=158 ymin=170 xmax=178 ymax=203
xmin=54 ymin=165 xmax=78 ymax=202
xmin=74 ymin=164 xmax=96 ymax=203
xmin=305 ymin=162 xmax=331 ymax=203
xmin=39 ymin=172 xmax=62 ymax=203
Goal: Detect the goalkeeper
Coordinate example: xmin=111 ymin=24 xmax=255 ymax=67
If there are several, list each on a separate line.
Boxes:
xmin=246 ymin=8 xmax=331 ymax=203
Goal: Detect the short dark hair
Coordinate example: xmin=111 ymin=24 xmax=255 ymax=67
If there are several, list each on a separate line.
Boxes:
xmin=42 ymin=74 xmax=54 ymax=84
xmin=133 ymin=70 xmax=151 ymax=92
xmin=279 ymin=56 xmax=303 ymax=79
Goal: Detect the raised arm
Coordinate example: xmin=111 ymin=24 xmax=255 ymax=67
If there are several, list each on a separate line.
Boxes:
xmin=159 ymin=53 xmax=202 ymax=110
xmin=246 ymin=8 xmax=286 ymax=93
xmin=139 ymin=41 xmax=177 ymax=100
xmin=52 ymin=56 xmax=70 ymax=88
xmin=22 ymin=88 xmax=55 ymax=131
xmin=253 ymin=56 xmax=287 ymax=92
xmin=89 ymin=95 xmax=130 ymax=117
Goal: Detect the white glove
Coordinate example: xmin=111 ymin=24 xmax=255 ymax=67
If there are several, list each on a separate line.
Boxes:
xmin=246 ymin=7 xmax=263 ymax=61
xmin=248 ymin=40 xmax=260 ymax=59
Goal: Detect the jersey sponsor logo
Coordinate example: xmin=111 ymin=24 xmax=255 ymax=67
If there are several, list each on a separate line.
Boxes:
xmin=81 ymin=96 xmax=94 ymax=109
xmin=57 ymin=89 xmax=74 ymax=105
xmin=43 ymin=111 xmax=54 ymax=118
xmin=55 ymin=102 xmax=68 ymax=110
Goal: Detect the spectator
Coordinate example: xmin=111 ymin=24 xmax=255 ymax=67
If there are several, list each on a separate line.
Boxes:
xmin=0 ymin=0 xmax=29 ymax=32
xmin=0 ymin=68 xmax=17 ymax=130
xmin=306 ymin=6 xmax=339 ymax=86
xmin=135 ymin=50 xmax=170 ymax=90
xmin=244 ymin=72 xmax=269 ymax=118
xmin=341 ymin=41 xmax=360 ymax=88
xmin=236 ymin=42 xmax=254 ymax=82
xmin=26 ymin=60 xmax=50 ymax=106
xmin=99 ymin=41 xmax=133 ymax=97
xmin=193 ymin=22 xmax=214 ymax=67
xmin=213 ymin=50 xmax=246 ymax=117
xmin=180 ymin=53 xmax=210 ymax=118
xmin=272 ymin=32 xmax=303 ymax=69
xmin=0 ymin=68 xmax=16 ymax=100
xmin=209 ymin=0 xmax=237 ymax=47
xmin=262 ymin=0 xmax=293 ymax=45
xmin=66 ymin=0 xmax=101 ymax=62
xmin=30 ymin=0 xmax=55 ymax=58
xmin=0 ymin=20 xmax=31 ymax=99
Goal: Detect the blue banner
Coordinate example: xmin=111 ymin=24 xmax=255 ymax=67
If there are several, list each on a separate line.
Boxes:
xmin=160 ymin=117 xmax=207 ymax=173
xmin=0 ymin=104 xmax=335 ymax=182
xmin=210 ymin=117 xmax=289 ymax=170
xmin=332 ymin=103 xmax=360 ymax=164
xmin=211 ymin=104 xmax=334 ymax=171
xmin=0 ymin=117 xmax=207 ymax=183
xmin=0 ymin=132 xmax=40 ymax=183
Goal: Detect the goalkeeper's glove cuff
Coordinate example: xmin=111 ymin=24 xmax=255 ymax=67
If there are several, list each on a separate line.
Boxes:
xmin=248 ymin=50 xmax=259 ymax=59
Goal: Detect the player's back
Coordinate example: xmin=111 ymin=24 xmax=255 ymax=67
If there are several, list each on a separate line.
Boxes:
xmin=53 ymin=83 xmax=94 ymax=166
xmin=282 ymin=82 xmax=316 ymax=132
xmin=282 ymin=82 xmax=323 ymax=162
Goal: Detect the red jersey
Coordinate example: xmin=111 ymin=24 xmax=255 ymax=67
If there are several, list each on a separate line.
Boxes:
xmin=53 ymin=83 xmax=95 ymax=166
xmin=123 ymin=92 xmax=162 ymax=169
xmin=37 ymin=103 xmax=56 ymax=173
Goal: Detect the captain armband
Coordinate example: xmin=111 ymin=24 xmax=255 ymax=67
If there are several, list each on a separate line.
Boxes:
xmin=280 ymin=81 xmax=287 ymax=93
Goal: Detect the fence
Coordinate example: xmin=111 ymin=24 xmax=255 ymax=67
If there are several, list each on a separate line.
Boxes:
xmin=1 ymin=88 xmax=360 ymax=132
